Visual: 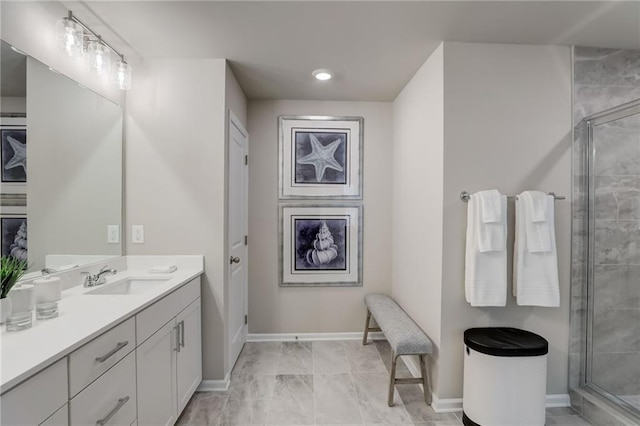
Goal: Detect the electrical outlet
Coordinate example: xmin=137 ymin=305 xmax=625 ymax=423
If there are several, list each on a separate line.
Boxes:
xmin=132 ymin=225 xmax=144 ymax=244
xmin=107 ymin=225 xmax=120 ymax=244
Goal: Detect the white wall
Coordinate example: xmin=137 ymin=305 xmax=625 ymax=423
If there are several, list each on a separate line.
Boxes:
xmin=439 ymin=42 xmax=572 ymax=398
xmin=125 ymin=57 xmax=229 ymax=379
xmin=1 ymin=97 xmax=26 ymax=114
xmin=247 ymin=100 xmax=393 ymax=334
xmin=0 ymin=1 xmax=125 ymax=106
xmin=391 ymin=43 xmax=445 ymax=393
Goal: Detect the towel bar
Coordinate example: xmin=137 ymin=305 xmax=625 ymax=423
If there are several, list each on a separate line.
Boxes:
xmin=459 ymin=191 xmax=566 ymax=203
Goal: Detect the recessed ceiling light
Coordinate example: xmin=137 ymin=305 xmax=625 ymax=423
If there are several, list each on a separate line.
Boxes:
xmin=312 ymin=69 xmax=333 ymax=81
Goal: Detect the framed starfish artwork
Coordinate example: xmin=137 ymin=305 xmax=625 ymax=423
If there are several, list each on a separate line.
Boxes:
xmin=1 ymin=129 xmax=26 ymax=183
xmin=279 ymin=205 xmax=362 ymax=287
xmin=279 ymin=116 xmax=363 ymax=199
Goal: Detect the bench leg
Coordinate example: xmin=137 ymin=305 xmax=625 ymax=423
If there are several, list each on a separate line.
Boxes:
xmin=419 ymin=354 xmax=432 ymax=406
xmin=388 ymin=351 xmax=398 ymax=407
xmin=362 ymin=309 xmax=372 ymax=345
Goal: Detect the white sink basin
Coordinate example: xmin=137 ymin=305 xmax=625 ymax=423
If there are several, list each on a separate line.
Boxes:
xmin=86 ymin=277 xmax=170 ymax=295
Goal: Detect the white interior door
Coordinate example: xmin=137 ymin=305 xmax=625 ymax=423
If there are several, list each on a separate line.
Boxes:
xmin=227 ymin=112 xmax=248 ymax=371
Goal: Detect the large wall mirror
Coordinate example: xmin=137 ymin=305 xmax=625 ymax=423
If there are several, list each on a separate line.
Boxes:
xmin=0 ymin=39 xmax=123 ymax=276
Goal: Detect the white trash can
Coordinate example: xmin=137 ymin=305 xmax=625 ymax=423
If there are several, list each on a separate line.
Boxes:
xmin=462 ymin=327 xmax=548 ymax=426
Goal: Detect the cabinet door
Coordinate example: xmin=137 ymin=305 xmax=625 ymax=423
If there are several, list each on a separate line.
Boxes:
xmin=176 ymin=298 xmax=202 ymax=414
xmin=1 ymin=358 xmax=68 ymax=426
xmin=40 ymin=404 xmax=68 ymax=426
xmin=136 ymin=320 xmax=178 ymax=426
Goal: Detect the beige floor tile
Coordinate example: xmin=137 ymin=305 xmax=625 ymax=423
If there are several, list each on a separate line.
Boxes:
xmin=219 ymin=398 xmax=270 ymax=425
xmin=278 ymin=342 xmax=313 ymax=374
xmin=227 ymin=374 xmax=276 ymax=400
xmin=266 ymin=374 xmax=314 ymax=425
xmin=313 ymin=341 xmax=351 ymax=374
xmin=343 ymin=340 xmax=387 ymax=373
xmin=352 ymin=372 xmax=412 ymax=424
xmin=314 ymin=373 xmax=363 ymax=424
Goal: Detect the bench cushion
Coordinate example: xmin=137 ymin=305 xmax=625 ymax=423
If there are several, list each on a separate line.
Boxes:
xmin=365 ymin=293 xmax=433 ymax=355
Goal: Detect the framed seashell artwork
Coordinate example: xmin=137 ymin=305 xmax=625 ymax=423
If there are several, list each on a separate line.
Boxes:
xmin=279 ymin=115 xmax=363 ymax=199
xmin=280 ymin=205 xmax=362 ymax=286
xmin=1 ymin=216 xmax=27 ymax=262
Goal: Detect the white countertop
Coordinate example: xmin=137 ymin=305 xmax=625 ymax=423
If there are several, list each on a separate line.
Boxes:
xmin=0 ymin=256 xmax=203 ymax=394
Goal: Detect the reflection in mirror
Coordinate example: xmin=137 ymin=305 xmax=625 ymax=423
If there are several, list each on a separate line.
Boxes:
xmin=0 ymin=40 xmax=123 ymax=276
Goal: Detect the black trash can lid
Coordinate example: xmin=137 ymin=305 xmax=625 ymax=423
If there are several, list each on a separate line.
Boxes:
xmin=464 ymin=327 xmax=548 ymax=357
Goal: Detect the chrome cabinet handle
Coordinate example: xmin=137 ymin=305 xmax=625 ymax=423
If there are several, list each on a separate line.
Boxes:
xmin=96 ymin=396 xmax=129 ymax=425
xmin=95 ymin=341 xmax=129 ymax=363
xmin=230 ymin=256 xmax=240 ymax=264
xmin=175 ymin=325 xmax=181 ymax=352
xmin=179 ymin=320 xmax=185 ymax=348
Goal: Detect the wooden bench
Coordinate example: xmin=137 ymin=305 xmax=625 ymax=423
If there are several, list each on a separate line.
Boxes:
xmin=363 ymin=293 xmax=433 ymax=407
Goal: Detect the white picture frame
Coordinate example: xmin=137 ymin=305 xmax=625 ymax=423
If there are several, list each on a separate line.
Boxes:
xmin=279 ymin=115 xmax=363 ymax=199
xmin=280 ymin=204 xmax=363 ymax=287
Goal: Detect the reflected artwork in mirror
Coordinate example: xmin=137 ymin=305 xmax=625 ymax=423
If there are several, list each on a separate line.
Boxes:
xmin=0 ymin=39 xmax=123 ymax=276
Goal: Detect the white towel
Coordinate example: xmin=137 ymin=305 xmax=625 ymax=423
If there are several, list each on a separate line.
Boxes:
xmin=520 ymin=191 xmax=552 ymax=252
xmin=148 ymin=265 xmax=177 ymax=274
xmin=465 ymin=193 xmax=507 ymax=306
xmin=478 ymin=189 xmax=503 ymax=223
xmin=513 ymin=193 xmax=560 ymax=307
xmin=476 ymin=190 xmax=506 ymax=252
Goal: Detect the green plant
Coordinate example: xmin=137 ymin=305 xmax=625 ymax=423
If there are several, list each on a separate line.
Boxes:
xmin=1 ymin=256 xmax=29 ymax=299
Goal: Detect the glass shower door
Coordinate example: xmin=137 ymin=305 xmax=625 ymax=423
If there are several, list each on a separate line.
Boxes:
xmin=587 ymin=104 xmax=640 ymax=417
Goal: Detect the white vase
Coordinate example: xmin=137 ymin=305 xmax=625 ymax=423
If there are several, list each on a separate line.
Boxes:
xmin=0 ymin=297 xmax=12 ymax=324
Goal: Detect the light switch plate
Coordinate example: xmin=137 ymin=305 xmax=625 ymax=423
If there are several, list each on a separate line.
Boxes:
xmin=107 ymin=225 xmax=119 ymax=244
xmin=132 ymin=225 xmax=144 ymax=244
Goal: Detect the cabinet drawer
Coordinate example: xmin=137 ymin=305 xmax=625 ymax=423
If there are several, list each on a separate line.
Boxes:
xmin=40 ymin=403 xmax=68 ymax=426
xmin=137 ymin=277 xmax=200 ymax=345
xmin=70 ymin=351 xmax=136 ymax=426
xmin=69 ymin=317 xmax=135 ymax=397
xmin=1 ymin=358 xmax=68 ymax=426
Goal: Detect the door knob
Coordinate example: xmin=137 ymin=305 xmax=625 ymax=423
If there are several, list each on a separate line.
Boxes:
xmin=230 ymin=256 xmax=240 ymax=264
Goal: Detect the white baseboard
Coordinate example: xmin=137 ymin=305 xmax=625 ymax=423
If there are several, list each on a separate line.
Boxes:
xmin=545 ymin=394 xmax=572 ymax=407
xmin=400 ymin=354 xmax=570 ymax=413
xmin=196 ymin=374 xmax=230 ymax=392
xmin=247 ymin=331 xmax=385 ymax=342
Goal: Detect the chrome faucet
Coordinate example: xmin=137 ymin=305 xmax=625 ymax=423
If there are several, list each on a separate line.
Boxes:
xmin=41 ymin=267 xmax=58 ymax=274
xmin=82 ymin=265 xmax=117 ymax=287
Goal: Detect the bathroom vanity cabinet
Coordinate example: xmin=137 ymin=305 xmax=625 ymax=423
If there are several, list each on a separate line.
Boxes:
xmin=0 ymin=276 xmax=202 ymax=426
xmin=136 ymin=279 xmax=202 ymax=426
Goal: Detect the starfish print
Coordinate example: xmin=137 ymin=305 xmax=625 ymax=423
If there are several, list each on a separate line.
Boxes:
xmin=297 ymin=134 xmax=343 ymax=182
xmin=4 ymin=135 xmax=26 ymax=173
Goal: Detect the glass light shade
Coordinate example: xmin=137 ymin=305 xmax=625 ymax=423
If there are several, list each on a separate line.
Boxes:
xmin=87 ymin=40 xmax=111 ymax=75
xmin=111 ymin=60 xmax=132 ymax=90
xmin=56 ymin=18 xmax=84 ymax=57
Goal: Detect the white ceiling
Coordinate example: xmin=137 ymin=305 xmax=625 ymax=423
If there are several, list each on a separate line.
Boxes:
xmin=70 ymin=1 xmax=640 ymax=101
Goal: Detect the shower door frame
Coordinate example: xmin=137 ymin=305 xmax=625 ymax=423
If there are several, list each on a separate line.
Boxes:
xmin=582 ymin=98 xmax=640 ymax=420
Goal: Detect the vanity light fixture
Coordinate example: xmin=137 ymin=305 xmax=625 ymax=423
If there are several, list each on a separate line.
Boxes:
xmin=56 ymin=12 xmax=83 ymax=57
xmin=55 ymin=10 xmax=132 ymax=90
xmin=112 ymin=59 xmax=132 ymax=91
xmin=312 ymin=68 xmax=333 ymax=81
xmin=86 ymin=36 xmax=111 ymax=76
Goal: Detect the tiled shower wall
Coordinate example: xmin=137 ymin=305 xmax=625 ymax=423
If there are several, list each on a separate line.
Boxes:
xmin=571 ymin=47 xmax=640 ymax=400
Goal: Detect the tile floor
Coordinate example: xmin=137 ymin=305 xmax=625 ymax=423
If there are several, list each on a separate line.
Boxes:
xmin=177 ymin=340 xmax=595 ymax=425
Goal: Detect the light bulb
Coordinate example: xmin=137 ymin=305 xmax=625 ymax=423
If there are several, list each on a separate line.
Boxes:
xmin=56 ymin=17 xmax=83 ymax=57
xmin=111 ymin=60 xmax=132 ymax=90
xmin=312 ymin=69 xmax=333 ymax=81
xmin=87 ymin=40 xmax=111 ymax=76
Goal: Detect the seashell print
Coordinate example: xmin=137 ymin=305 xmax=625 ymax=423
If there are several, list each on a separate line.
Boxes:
xmin=306 ymin=222 xmax=338 ymax=266
xmin=9 ymin=221 xmax=28 ymax=262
